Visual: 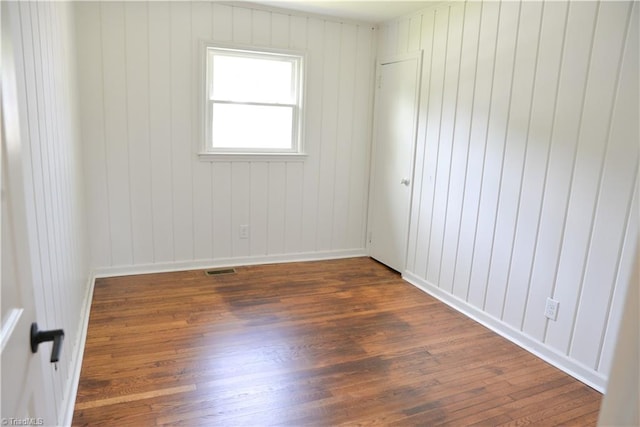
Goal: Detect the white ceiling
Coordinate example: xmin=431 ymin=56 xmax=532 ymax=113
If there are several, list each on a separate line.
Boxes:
xmin=246 ymin=1 xmax=436 ymax=23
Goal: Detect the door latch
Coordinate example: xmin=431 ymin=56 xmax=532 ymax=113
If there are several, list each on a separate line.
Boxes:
xmin=30 ymin=323 xmax=64 ymax=363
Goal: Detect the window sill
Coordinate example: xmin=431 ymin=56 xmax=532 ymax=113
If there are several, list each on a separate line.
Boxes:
xmin=198 ymin=152 xmax=308 ymax=162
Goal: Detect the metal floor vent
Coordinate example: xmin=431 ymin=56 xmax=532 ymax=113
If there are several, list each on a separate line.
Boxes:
xmin=204 ymin=268 xmax=236 ymax=276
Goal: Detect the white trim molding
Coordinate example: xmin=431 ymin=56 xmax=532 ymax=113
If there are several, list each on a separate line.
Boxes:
xmin=93 ymin=249 xmax=367 ymax=279
xmin=61 ymin=274 xmax=97 ymax=427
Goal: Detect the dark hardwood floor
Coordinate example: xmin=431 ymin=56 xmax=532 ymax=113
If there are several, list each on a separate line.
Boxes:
xmin=73 ymin=257 xmax=602 ymax=426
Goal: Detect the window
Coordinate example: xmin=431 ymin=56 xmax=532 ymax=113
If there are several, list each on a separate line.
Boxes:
xmin=201 ymin=43 xmax=305 ymax=159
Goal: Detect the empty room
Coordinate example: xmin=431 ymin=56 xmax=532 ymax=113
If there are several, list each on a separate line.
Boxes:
xmin=1 ymin=0 xmax=638 ymax=425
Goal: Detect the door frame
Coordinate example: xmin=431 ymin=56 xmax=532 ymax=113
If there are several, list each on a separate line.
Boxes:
xmin=366 ymin=50 xmax=423 ymax=272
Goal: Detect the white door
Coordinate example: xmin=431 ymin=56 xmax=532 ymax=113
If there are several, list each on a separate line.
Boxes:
xmin=368 ymin=53 xmax=422 ymax=272
xmin=1 ymin=2 xmax=55 ymax=423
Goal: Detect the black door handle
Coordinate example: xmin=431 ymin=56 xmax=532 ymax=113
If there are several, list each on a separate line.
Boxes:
xmin=30 ymin=323 xmax=64 ymax=363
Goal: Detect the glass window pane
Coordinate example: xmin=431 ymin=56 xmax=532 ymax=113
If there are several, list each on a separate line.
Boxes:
xmin=212 ymin=54 xmax=294 ymax=104
xmin=212 ymin=104 xmax=293 ymax=150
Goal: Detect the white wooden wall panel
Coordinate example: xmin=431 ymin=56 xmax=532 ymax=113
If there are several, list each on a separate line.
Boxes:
xmin=148 ymin=3 xmax=175 ymax=263
xmin=443 ymin=1 xmax=481 ymax=300
xmin=76 ymin=3 xmax=111 ymax=269
xmin=523 ymin=1 xmax=598 ymax=343
xmin=212 ymin=162 xmax=232 ymax=259
xmin=316 ymin=21 xmax=341 ymax=252
xmin=102 ymin=2 xmax=134 ymax=266
xmin=170 ymin=3 xmax=194 ymax=262
xmin=76 ymin=2 xmax=374 ymax=271
xmin=347 ymin=25 xmax=374 ymax=251
xmin=546 ymin=0 xmax=633 ymax=355
xmin=388 ymin=0 xmax=639 ymax=389
xmin=77 ymin=2 xmax=375 ymax=271
xmin=192 ymin=1 xmax=214 ymax=261
xmin=406 ymin=8 xmax=435 ymax=276
xmin=9 ymin=1 xmax=90 ymax=423
xmin=484 ymin=1 xmax=542 ymax=319
xmin=570 ymin=3 xmax=638 ymax=368
xmin=419 ymin=6 xmax=448 ymax=283
xmin=450 ymin=1 xmax=500 ymax=301
xmin=125 ymin=2 xmax=154 ymax=265
xmin=300 ymin=18 xmax=323 ymax=253
xmin=502 ymin=1 xmax=569 ymax=329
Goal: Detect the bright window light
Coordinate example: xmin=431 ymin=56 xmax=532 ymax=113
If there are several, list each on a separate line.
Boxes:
xmin=203 ymin=45 xmax=304 ymax=155
xmin=212 ymin=104 xmax=293 ymax=150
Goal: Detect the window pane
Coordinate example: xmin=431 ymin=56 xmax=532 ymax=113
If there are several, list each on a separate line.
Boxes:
xmin=212 ymin=104 xmax=293 ymax=150
xmin=212 ymin=54 xmax=294 ymax=104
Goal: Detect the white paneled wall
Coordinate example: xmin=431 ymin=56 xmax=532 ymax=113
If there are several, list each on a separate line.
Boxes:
xmin=6 ymin=1 xmax=90 ymax=424
xmin=380 ymin=1 xmax=639 ymax=391
xmin=75 ymin=2 xmax=375 ymax=273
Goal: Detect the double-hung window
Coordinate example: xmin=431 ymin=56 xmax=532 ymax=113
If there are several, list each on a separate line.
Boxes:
xmin=202 ymin=44 xmax=305 ymax=158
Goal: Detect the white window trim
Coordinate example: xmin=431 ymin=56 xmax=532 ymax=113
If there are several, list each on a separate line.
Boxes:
xmin=198 ymin=41 xmax=307 ymax=162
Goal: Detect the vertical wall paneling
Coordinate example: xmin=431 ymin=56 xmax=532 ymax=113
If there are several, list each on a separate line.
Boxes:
xmin=331 ymin=24 xmax=356 ymax=251
xmin=450 ymin=1 xmax=500 ymax=303
xmin=170 ymin=2 xmax=194 ymax=262
xmin=212 ymin=162 xmax=232 ymax=259
xmin=77 ymin=2 xmax=375 ymax=272
xmin=406 ymin=7 xmax=435 ymax=275
xmin=231 ymin=162 xmax=251 ymax=257
xmin=397 ymin=18 xmax=410 ymax=54
xmin=484 ymin=0 xmax=542 ymax=320
xmin=267 ymin=163 xmax=286 ymax=254
xmin=125 ymin=2 xmax=154 ymax=265
xmin=545 ymin=1 xmax=632 ymax=355
xmin=284 ymin=162 xmax=304 ymax=254
xmin=347 ymin=25 xmax=374 ymax=251
xmin=101 ymin=2 xmax=134 ymax=266
xmin=445 ymin=1 xmax=482 ymax=300
xmin=76 ymin=3 xmax=111 ymax=269
xmin=250 ymin=162 xmax=269 ymax=256
xmin=418 ymin=5 xmax=450 ymax=283
xmin=271 ymin=13 xmax=289 ymax=48
xmin=467 ymin=1 xmax=520 ymax=310
xmin=430 ymin=3 xmax=464 ymax=295
xmin=316 ymin=21 xmax=341 ymax=251
xmin=283 ymin=15 xmax=307 ymax=255
xmin=391 ymin=0 xmax=639 ymax=390
xmin=192 ymin=1 xmax=213 ymax=260
xmin=212 ymin=3 xmax=232 ymax=41
xmin=569 ymin=2 xmax=638 ymax=368
xmin=502 ymin=1 xmax=569 ymax=329
xmin=148 ymin=2 xmax=174 ymax=263
xmin=299 ymin=18 xmax=323 ymax=253
xmin=27 ymin=1 xmax=65 ymax=408
xmin=522 ymin=1 xmax=598 ymax=342
xmin=9 ymin=1 xmax=90 ymax=423
xmin=407 ymin=14 xmax=422 ymax=53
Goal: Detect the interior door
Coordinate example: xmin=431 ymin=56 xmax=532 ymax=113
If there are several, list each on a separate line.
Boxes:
xmin=368 ymin=53 xmax=422 ymax=272
xmin=1 ymin=2 xmax=55 ymax=423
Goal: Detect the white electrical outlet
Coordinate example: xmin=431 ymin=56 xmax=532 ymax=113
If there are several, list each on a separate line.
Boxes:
xmin=239 ymin=225 xmax=249 ymax=239
xmin=544 ymin=298 xmax=559 ymax=321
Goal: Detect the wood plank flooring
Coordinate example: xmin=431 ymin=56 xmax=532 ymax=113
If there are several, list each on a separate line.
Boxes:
xmin=73 ymin=257 xmax=602 ymax=426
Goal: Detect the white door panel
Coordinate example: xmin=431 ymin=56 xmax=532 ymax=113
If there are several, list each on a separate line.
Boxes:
xmin=1 ymin=2 xmax=55 ymax=423
xmin=368 ymin=54 xmax=422 ymax=272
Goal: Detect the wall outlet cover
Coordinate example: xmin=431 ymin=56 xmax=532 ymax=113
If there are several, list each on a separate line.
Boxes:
xmin=545 ymin=298 xmax=559 ymax=321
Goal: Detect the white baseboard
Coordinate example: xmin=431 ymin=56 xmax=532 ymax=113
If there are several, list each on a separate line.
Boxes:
xmin=93 ymin=249 xmax=367 ymax=278
xmin=60 ymin=272 xmax=96 ymax=427
xmin=402 ymin=271 xmax=607 ymax=393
